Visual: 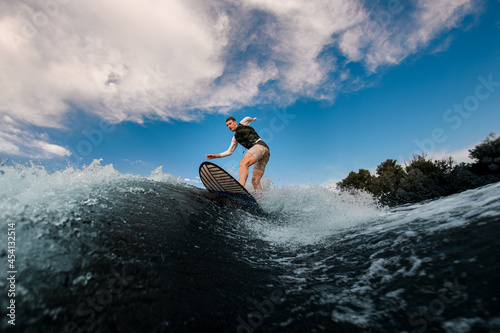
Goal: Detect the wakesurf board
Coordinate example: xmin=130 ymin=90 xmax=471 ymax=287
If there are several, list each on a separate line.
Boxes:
xmin=199 ymin=162 xmax=258 ymax=207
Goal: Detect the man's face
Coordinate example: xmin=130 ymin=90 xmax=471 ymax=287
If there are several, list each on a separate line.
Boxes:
xmin=226 ymin=119 xmax=237 ymax=132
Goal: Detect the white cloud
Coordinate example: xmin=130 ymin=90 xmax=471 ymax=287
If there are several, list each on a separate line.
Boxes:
xmin=0 ymin=0 xmax=479 ymax=157
xmin=338 ymin=0 xmax=476 ymax=71
xmin=34 ymin=141 xmax=71 ymax=157
xmin=432 ymin=146 xmax=474 ymax=164
xmin=184 ymin=177 xmax=201 ymax=184
xmin=242 ymin=0 xmax=367 ymax=93
xmin=1 ymin=0 xmax=228 ymax=126
xmin=0 ymin=116 xmax=70 ymax=158
xmin=0 ymin=135 xmax=21 ymax=155
xmin=124 ymin=159 xmax=145 ymax=165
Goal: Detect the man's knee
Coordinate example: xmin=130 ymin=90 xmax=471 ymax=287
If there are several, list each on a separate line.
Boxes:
xmin=240 ymin=159 xmax=252 ymax=168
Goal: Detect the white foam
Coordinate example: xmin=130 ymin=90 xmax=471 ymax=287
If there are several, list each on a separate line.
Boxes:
xmin=240 ymin=181 xmax=500 ymax=249
xmin=243 ymin=186 xmax=382 ymax=246
xmin=0 ymin=159 xmax=182 ymax=222
xmin=148 ymin=165 xmax=184 ymax=184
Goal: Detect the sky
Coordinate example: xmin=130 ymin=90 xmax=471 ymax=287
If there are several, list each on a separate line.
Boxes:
xmin=0 ymin=0 xmax=499 ymax=188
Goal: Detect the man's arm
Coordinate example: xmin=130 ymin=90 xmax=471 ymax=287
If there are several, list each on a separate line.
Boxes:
xmin=240 ymin=117 xmax=257 ymax=125
xmin=206 ymin=136 xmax=238 ymax=160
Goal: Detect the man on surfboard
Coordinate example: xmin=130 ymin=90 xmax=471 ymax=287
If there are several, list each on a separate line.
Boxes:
xmin=206 ymin=116 xmax=270 ymax=193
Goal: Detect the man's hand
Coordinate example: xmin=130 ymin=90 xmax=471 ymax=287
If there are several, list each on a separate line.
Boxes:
xmin=206 ymin=154 xmax=217 ymax=160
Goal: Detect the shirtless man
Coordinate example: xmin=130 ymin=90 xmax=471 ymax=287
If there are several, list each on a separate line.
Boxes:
xmin=206 ymin=117 xmax=270 ymax=192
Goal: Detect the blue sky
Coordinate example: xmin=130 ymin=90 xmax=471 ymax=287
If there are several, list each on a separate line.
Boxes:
xmin=1 ymin=0 xmax=499 ymax=187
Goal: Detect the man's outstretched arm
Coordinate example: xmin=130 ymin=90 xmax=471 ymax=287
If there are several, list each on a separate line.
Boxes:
xmin=206 ymin=137 xmax=238 ymax=159
xmin=240 ymin=117 xmax=257 ymax=125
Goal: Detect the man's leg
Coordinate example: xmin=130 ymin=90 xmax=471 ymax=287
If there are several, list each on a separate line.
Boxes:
xmin=239 ymin=153 xmax=256 ymax=187
xmin=252 ymin=168 xmax=264 ymax=193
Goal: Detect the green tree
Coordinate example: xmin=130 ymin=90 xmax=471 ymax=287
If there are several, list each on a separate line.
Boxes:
xmin=337 ymin=169 xmax=373 ymax=192
xmin=336 ymin=133 xmax=500 ymax=206
xmin=371 ymin=159 xmax=406 ymax=204
xmin=405 ymin=154 xmax=441 ymax=175
xmin=400 ymin=154 xmax=446 ymax=201
xmin=469 ymin=133 xmax=500 ymax=175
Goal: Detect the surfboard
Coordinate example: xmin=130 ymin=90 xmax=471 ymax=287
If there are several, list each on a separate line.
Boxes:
xmin=199 ymin=162 xmax=258 ymax=206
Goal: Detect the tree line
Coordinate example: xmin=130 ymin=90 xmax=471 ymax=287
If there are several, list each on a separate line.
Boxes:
xmin=337 ymin=133 xmax=500 ymax=206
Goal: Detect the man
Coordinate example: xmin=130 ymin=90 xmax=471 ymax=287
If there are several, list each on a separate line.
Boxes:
xmin=206 ymin=116 xmax=270 ymax=193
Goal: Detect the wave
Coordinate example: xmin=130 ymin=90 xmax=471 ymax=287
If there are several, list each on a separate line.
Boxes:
xmin=1 ymin=160 xmax=499 ymax=332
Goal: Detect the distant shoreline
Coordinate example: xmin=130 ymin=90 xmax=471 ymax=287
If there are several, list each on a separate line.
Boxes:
xmin=337 ymin=133 xmax=500 ymax=206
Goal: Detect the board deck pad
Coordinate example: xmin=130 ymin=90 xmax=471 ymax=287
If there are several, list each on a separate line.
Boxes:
xmin=199 ymin=162 xmax=258 ymax=206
